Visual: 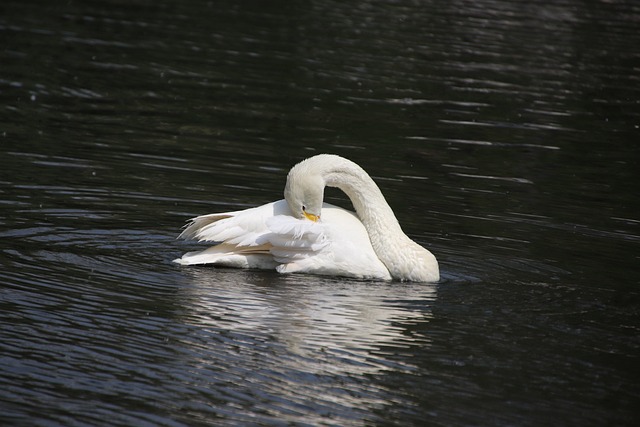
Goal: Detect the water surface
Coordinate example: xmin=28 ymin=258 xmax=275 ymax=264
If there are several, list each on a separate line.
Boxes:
xmin=1 ymin=0 xmax=639 ymax=425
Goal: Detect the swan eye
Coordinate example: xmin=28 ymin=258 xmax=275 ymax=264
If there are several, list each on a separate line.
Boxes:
xmin=302 ymin=205 xmax=307 ymax=211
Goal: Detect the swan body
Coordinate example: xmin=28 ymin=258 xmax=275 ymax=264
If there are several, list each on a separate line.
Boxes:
xmin=174 ymin=154 xmax=439 ymax=282
xmin=175 ymin=200 xmax=392 ymax=280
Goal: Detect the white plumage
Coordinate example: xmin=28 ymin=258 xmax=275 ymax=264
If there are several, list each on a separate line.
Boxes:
xmin=174 ymin=154 xmax=439 ymax=282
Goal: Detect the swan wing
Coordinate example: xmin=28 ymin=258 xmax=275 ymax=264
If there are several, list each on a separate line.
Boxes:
xmin=177 ymin=200 xmax=291 ymax=245
xmin=175 ymin=201 xmax=391 ymax=280
xmin=268 ymin=206 xmax=392 ymax=280
xmin=174 ymin=200 xmax=289 ymax=267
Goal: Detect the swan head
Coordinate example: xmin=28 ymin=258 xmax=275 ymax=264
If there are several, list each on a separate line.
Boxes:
xmin=284 ymin=160 xmax=325 ymax=222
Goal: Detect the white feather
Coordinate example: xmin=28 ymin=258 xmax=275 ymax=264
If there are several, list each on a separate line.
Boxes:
xmin=174 ymin=200 xmax=391 ymax=280
xmin=174 ymin=154 xmax=439 ymax=282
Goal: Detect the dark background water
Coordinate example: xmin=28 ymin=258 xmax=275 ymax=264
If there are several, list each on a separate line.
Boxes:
xmin=1 ymin=0 xmax=639 ymax=425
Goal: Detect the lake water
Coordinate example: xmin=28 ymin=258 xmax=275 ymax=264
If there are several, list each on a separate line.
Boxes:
xmin=1 ymin=0 xmax=639 ymax=425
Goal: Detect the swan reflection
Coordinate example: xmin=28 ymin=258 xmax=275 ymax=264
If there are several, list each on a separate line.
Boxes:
xmin=170 ymin=269 xmax=439 ymax=423
xmin=178 ymin=269 xmax=437 ymax=375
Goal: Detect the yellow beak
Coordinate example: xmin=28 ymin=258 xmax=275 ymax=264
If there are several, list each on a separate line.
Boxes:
xmin=303 ymin=211 xmax=320 ymax=222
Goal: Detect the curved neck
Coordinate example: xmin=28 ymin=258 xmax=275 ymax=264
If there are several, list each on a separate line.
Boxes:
xmin=287 ymin=154 xmax=438 ymax=281
xmin=321 ymin=159 xmax=409 ymax=255
xmin=325 ymin=169 xmax=401 ymax=233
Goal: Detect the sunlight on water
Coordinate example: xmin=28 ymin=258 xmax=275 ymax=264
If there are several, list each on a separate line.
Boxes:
xmin=181 ymin=270 xmax=436 ymax=366
xmin=166 ymin=270 xmax=439 ymax=423
xmin=1 ymin=0 xmax=639 ymax=425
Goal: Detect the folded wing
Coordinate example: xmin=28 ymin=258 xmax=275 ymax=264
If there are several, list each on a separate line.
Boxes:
xmin=174 ymin=200 xmax=391 ymax=280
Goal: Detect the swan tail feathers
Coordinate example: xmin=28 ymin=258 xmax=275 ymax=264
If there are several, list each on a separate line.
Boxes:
xmin=177 ymin=213 xmax=234 ymax=241
xmin=173 ymin=243 xmax=277 ymax=269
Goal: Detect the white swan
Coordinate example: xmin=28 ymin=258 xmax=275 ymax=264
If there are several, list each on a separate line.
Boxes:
xmin=174 ymin=154 xmax=439 ymax=282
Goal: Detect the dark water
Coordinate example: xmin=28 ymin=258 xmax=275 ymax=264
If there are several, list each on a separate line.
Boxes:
xmin=1 ymin=0 xmax=639 ymax=425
